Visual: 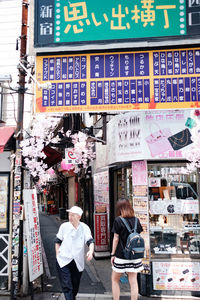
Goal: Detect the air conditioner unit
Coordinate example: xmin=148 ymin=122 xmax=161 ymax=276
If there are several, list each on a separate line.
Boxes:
xmin=0 ymin=74 xmax=12 ymax=83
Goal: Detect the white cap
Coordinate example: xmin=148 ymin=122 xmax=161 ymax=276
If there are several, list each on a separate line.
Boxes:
xmin=66 ymin=206 xmax=83 ymax=217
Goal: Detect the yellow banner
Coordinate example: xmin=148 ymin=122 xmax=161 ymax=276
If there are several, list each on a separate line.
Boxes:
xmin=36 ymin=48 xmax=200 ymax=113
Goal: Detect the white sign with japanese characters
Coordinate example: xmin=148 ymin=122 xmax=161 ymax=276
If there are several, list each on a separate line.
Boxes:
xmin=24 ymin=189 xmax=43 ymax=282
xmin=150 ymin=199 xmax=199 ymax=215
xmin=153 ymin=261 xmax=200 ymax=291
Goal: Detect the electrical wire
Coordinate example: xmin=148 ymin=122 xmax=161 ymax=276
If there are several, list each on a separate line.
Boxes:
xmin=0 ymin=92 xmax=18 ymax=95
xmin=0 ymin=83 xmax=34 ymax=95
xmin=10 ymin=93 xmax=18 ymax=124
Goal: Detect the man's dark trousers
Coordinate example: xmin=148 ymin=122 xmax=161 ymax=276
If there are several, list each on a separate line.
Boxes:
xmin=56 ymin=260 xmax=82 ymax=300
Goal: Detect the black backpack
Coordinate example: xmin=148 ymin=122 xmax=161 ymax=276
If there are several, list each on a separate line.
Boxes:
xmin=120 ymin=217 xmax=145 ymax=260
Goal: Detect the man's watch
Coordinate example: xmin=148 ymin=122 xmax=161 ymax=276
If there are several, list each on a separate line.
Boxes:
xmin=110 ymin=253 xmax=115 ymax=257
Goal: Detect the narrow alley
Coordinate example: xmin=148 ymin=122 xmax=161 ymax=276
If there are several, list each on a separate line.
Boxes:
xmin=39 ymin=212 xmax=111 ymax=296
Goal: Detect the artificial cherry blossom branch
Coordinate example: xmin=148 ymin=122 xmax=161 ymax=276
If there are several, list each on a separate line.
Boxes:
xmin=20 ymin=115 xmax=95 ymax=186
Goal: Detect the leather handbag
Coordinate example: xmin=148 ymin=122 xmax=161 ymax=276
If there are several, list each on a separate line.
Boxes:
xmin=167 ymin=204 xmax=175 ymax=213
xmin=185 ymin=117 xmax=196 ymax=129
xmin=145 ymin=123 xmax=173 ymax=157
xmin=168 ymin=128 xmax=193 ymax=151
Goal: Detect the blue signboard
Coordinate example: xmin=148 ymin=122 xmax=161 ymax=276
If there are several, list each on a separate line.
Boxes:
xmin=36 ymin=48 xmax=200 ymax=113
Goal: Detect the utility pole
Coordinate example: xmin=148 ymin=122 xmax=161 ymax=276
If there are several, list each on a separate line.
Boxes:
xmin=16 ymin=0 xmax=28 ymax=141
xmin=11 ymin=1 xmax=29 ymax=299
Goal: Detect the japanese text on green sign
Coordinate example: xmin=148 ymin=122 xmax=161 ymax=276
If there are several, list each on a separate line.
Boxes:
xmin=54 ymin=0 xmax=186 ymax=43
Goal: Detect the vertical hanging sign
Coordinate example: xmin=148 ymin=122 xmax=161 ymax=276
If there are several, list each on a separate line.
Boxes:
xmin=93 ymin=170 xmax=110 ymax=254
xmin=23 ymin=189 xmax=43 ymax=282
xmin=132 ymin=160 xmax=151 ymax=274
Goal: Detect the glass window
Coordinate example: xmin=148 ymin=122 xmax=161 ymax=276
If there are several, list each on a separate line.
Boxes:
xmin=115 ymin=167 xmax=132 ymax=203
xmin=148 ymin=163 xmax=200 ymax=258
xmin=0 ymin=87 xmax=3 ymax=120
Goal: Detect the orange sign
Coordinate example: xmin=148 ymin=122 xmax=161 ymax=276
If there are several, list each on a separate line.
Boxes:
xmin=36 ymin=48 xmax=200 ymax=113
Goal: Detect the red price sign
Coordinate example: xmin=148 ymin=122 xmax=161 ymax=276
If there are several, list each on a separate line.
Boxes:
xmin=94 ymin=213 xmax=108 ymax=251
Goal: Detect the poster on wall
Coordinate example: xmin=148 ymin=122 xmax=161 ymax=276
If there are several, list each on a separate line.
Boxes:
xmin=0 ymin=174 xmax=9 ymax=232
xmin=133 ymin=186 xmax=148 ymax=197
xmin=132 ymin=161 xmax=150 ymax=274
xmin=132 ymin=161 xmax=147 ymax=186
xmin=94 ymin=213 xmax=108 ymax=252
xmin=150 ymin=199 xmax=199 ymax=215
xmin=107 ymin=109 xmax=197 ymax=165
xmin=153 ymin=261 xmax=200 ymax=291
xmin=149 ymin=177 xmax=161 ymax=188
xmin=23 ymin=189 xmax=43 ymax=282
xmin=93 ymin=171 xmax=110 ymax=253
xmin=11 ymin=149 xmax=22 ymax=288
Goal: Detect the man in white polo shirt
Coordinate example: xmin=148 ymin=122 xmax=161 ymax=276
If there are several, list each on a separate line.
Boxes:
xmin=55 ymin=206 xmax=94 ymax=300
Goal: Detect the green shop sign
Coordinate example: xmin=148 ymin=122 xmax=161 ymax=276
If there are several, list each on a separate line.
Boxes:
xmin=35 ymin=0 xmax=200 ymax=47
xmin=55 ymin=0 xmax=185 ymax=42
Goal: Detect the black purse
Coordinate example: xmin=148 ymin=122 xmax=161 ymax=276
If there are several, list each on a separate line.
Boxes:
xmin=168 ymin=128 xmax=193 ymax=151
xmin=167 ymin=204 xmax=175 ymax=213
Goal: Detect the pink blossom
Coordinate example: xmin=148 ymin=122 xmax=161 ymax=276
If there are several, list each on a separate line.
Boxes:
xmin=20 ymin=115 xmax=95 ymax=188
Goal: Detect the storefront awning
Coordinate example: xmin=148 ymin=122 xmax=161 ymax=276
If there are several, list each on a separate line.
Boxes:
xmin=0 ymin=126 xmax=15 ymax=153
xmin=43 ymin=145 xmax=62 ymax=168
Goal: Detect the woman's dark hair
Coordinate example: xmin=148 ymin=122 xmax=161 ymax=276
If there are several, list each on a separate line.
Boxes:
xmin=116 ymin=199 xmax=134 ymax=218
xmin=161 ymin=178 xmax=167 ymax=186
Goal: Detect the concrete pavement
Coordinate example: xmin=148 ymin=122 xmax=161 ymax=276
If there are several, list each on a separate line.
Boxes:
xmin=1 ymin=291 xmax=199 ymax=299
xmin=20 ymin=292 xmax=150 ymax=300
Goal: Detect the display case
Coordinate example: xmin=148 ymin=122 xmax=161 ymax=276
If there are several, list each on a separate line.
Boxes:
xmin=148 ymin=164 xmax=200 ymax=258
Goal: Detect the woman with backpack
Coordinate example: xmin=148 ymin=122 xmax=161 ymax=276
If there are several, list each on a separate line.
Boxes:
xmin=111 ymin=199 xmax=144 ymax=300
